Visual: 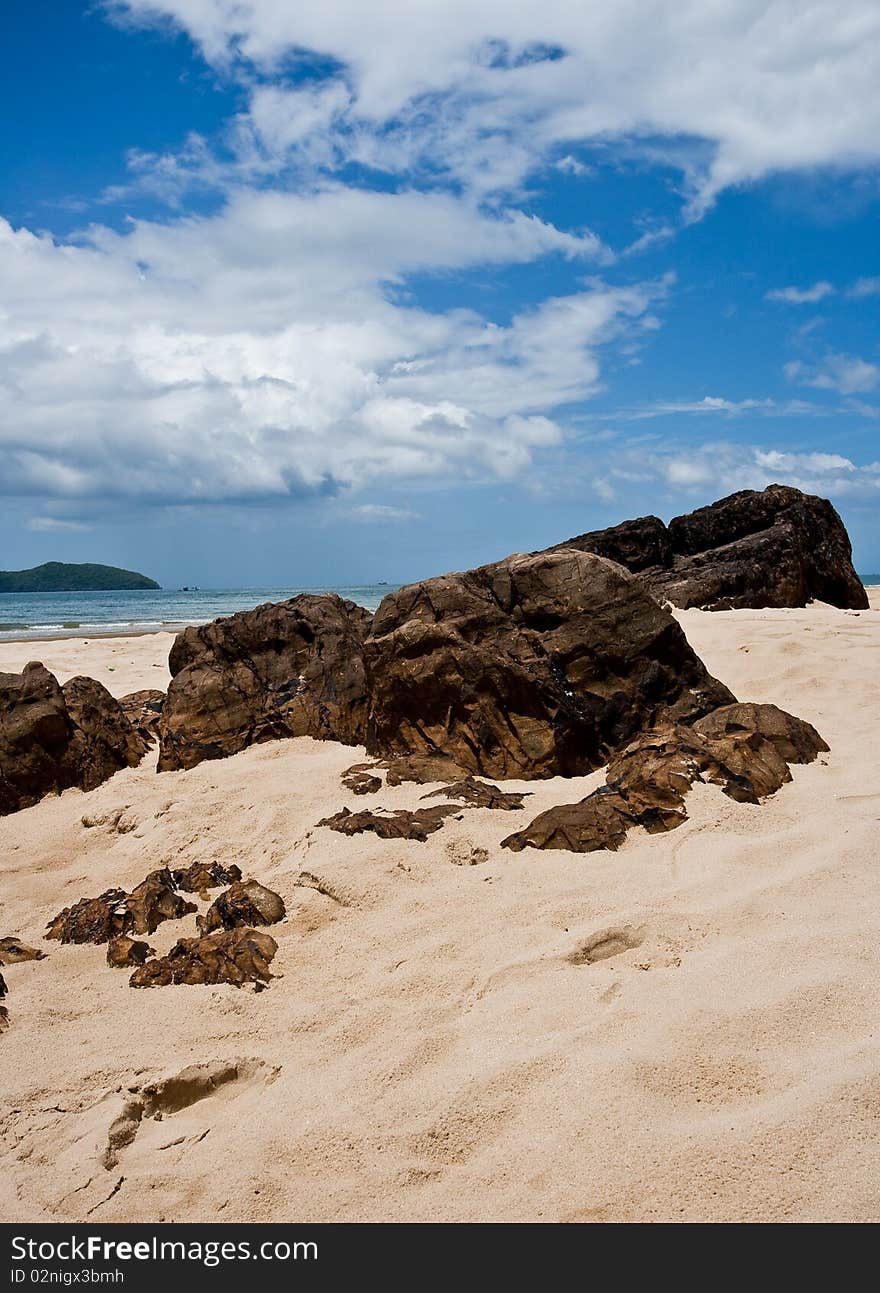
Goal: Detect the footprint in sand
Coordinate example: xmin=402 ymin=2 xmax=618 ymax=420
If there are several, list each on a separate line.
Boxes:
xmin=102 ymin=1057 xmax=279 ymax=1169
xmin=567 ymin=925 xmax=643 ymax=966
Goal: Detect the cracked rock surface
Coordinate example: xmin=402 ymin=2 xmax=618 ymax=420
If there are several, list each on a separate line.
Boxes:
xmin=364 ymin=550 xmax=734 ymax=779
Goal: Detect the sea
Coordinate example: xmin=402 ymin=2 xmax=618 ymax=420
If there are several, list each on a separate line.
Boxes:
xmin=1 ymin=574 xmax=876 ymax=643
xmin=0 ymin=585 xmax=399 ymax=642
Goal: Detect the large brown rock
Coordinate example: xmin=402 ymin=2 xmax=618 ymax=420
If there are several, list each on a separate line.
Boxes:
xmin=502 ymin=703 xmax=828 ymax=853
xmin=61 ymin=676 xmax=147 ymax=791
xmin=157 ymin=594 xmax=372 ymax=772
xmin=553 ymin=485 xmax=868 ymax=610
xmin=0 ymin=663 xmax=146 ymax=816
xmin=363 ymin=550 xmax=734 ymax=779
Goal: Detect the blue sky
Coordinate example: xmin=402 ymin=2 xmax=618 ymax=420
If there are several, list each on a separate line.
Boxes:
xmin=1 ymin=0 xmax=878 ymax=586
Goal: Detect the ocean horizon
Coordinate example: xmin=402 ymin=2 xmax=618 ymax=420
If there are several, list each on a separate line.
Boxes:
xmin=1 ymin=573 xmax=876 ymax=643
xmin=0 ymin=584 xmax=400 ymax=642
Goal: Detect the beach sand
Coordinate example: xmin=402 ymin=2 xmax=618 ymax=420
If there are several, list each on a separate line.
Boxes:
xmin=1 ymin=594 xmax=878 ymax=1222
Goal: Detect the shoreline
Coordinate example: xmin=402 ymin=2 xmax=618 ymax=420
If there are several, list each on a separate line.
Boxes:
xmin=2 ymin=585 xmax=877 ymax=649
xmin=0 ymin=623 xmax=194 ymax=646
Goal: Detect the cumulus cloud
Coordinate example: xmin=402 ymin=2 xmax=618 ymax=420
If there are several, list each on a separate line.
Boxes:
xmin=0 ymin=201 xmax=664 ymax=505
xmin=112 ymin=0 xmax=880 ymax=212
xmin=600 ymin=441 xmax=879 ymax=502
xmin=785 ymin=353 xmax=880 ymax=395
xmin=765 ymin=281 xmax=835 ymax=304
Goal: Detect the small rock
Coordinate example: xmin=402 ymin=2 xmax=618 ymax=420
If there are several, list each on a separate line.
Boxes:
xmin=107 ymin=936 xmax=156 ymax=968
xmin=0 ymin=936 xmax=46 ymax=965
xmin=170 ymin=860 xmax=243 ymax=895
xmin=421 ymin=777 xmax=527 ymax=810
xmin=197 ymin=880 xmax=286 ymax=934
xmin=341 ymin=767 xmax=383 ymax=795
xmin=317 ymin=804 xmax=462 ymax=841
xmin=129 ymin=928 xmax=278 ymax=988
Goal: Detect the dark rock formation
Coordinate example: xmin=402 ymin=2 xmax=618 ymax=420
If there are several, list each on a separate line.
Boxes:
xmin=119 ymin=690 xmax=165 ymax=744
xmin=45 ymin=888 xmax=130 ymax=944
xmin=129 ymin=928 xmax=278 ymax=988
xmin=364 ymin=550 xmax=733 ymax=780
xmin=341 ymin=766 xmax=383 ymax=795
xmin=502 ymin=703 xmax=828 ymax=853
xmin=421 ymin=778 xmax=527 ymax=810
xmin=45 ymin=868 xmax=196 ymax=944
xmin=0 ymin=663 xmax=146 ymax=817
xmin=0 ymin=937 xmax=46 ymax=965
xmin=170 ymin=860 xmax=243 ymax=896
xmin=157 ymin=594 xmax=373 ymax=772
xmin=197 ymin=880 xmax=285 ymax=935
xmin=553 ymin=485 xmax=867 ymax=611
xmin=126 ymin=869 xmax=197 ymax=935
xmin=107 ymin=935 xmax=155 ymax=968
xmin=554 ymin=515 xmax=673 ymax=573
xmin=60 ymin=676 xmax=147 ymax=787
xmin=0 ymin=971 xmax=7 ymax=1031
xmin=318 ymin=804 xmax=463 ymax=841
xmin=691 ymin=700 xmax=831 ymax=763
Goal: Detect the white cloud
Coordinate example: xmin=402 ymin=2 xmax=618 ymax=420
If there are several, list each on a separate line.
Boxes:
xmin=766 ymin=281 xmax=835 ymax=304
xmin=25 ymin=516 xmax=94 ymax=532
xmin=351 ymin=503 xmax=421 ymax=522
xmin=555 ymin=155 xmax=590 ymax=176
xmin=785 ymin=353 xmax=880 ymax=395
xmin=600 ymin=441 xmax=879 ymax=502
xmin=113 ymin=0 xmax=880 ymax=211
xmin=848 ymin=276 xmax=880 ymax=298
xmin=0 ymin=201 xmax=663 ymax=505
xmin=630 ymin=396 xmax=777 ymax=418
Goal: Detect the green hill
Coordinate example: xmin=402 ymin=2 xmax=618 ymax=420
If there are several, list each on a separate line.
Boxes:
xmin=0 ymin=562 xmax=160 ymax=592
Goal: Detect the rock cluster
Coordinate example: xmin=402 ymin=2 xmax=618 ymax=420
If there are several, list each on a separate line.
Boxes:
xmin=45 ymin=870 xmax=197 ymax=944
xmin=551 ymin=484 xmax=868 ymax=611
xmin=40 ymin=862 xmax=285 ymax=992
xmin=502 ymin=703 xmax=828 ymax=853
xmin=0 ymin=663 xmax=146 ymax=817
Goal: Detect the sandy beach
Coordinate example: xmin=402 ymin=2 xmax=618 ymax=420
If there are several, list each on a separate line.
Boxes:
xmin=1 ymin=594 xmax=878 ymax=1223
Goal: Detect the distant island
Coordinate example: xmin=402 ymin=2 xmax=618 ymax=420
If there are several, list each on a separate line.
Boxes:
xmin=0 ymin=562 xmax=160 ymax=593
